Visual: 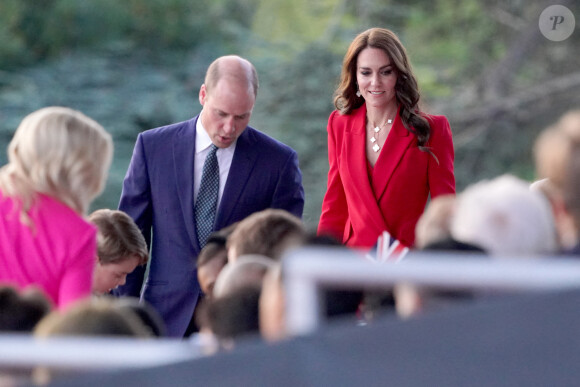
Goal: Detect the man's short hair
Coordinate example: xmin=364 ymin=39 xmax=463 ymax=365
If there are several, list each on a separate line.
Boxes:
xmin=204 ymin=55 xmax=259 ymax=99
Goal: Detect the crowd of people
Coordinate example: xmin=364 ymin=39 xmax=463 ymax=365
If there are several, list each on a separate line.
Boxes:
xmin=0 ymin=26 xmax=579 ymax=383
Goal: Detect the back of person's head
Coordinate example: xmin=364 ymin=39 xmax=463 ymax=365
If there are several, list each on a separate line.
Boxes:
xmin=415 ymin=194 xmax=456 ymax=250
xmin=535 ymin=110 xmax=580 ymax=191
xmin=113 ymin=297 xmax=166 ymax=338
xmin=0 ymin=107 xmax=113 ymax=218
xmin=206 ymin=286 xmax=261 ymax=343
xmin=197 ymin=224 xmax=237 ymax=296
xmin=212 ymin=254 xmax=276 ymax=299
xmin=258 ymin=264 xmax=285 ymax=342
xmin=32 ymin=298 xmax=150 ymax=385
xmin=197 ymin=236 xmax=227 ymax=269
xmin=0 ymin=286 xmax=51 ymax=332
xmin=227 ymin=209 xmax=305 ymax=262
xmin=88 ymin=209 xmax=148 ymax=265
xmin=197 ymin=222 xmax=238 ymax=268
xmin=450 ymin=174 xmax=557 ymax=256
xmin=534 ymin=111 xmax=580 ymax=248
xmin=34 ymin=298 xmax=151 ymax=338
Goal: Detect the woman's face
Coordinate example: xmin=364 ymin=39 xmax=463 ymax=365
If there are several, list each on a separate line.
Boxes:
xmin=92 ymin=255 xmax=141 ymax=295
xmin=355 ymin=47 xmax=398 ymax=110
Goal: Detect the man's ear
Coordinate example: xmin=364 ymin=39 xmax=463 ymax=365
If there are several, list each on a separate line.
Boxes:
xmin=199 ymin=84 xmax=207 ymax=106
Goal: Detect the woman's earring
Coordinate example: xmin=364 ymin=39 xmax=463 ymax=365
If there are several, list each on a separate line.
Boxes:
xmin=356 ymin=90 xmax=361 ymax=97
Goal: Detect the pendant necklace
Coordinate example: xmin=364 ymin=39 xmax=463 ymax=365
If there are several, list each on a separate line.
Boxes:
xmin=369 ymin=117 xmax=393 ymax=152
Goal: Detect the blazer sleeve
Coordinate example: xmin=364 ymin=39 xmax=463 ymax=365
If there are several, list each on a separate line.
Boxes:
xmin=57 ymin=227 xmax=96 ymax=309
xmin=428 ymin=115 xmax=456 ymax=198
xmin=271 ymin=149 xmax=305 ymax=218
xmin=318 ymin=111 xmax=349 ymax=241
xmin=115 ymin=133 xmax=153 ymax=298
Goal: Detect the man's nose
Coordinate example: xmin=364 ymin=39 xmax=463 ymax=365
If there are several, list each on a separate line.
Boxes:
xmin=223 ymin=117 xmax=236 ymax=134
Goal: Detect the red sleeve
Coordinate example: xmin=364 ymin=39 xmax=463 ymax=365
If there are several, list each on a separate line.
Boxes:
xmin=57 ymin=227 xmax=96 ymax=309
xmin=427 ymin=115 xmax=456 ymax=198
xmin=318 ymin=111 xmax=349 ymax=241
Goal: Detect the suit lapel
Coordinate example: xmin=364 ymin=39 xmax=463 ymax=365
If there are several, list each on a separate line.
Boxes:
xmin=173 ymin=117 xmax=200 ymax=251
xmin=343 ymin=105 xmax=389 ymax=233
xmin=214 ymin=128 xmax=258 ymax=228
xmin=372 ymin=109 xmax=415 ymax=201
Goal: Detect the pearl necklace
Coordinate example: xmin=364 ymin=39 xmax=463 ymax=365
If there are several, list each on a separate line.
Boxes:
xmin=369 ymin=118 xmax=393 ymax=152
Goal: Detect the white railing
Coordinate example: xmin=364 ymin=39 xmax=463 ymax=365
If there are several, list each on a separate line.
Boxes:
xmin=283 ymin=247 xmax=580 ymax=336
xmin=3 ymin=248 xmax=580 ymax=375
xmin=0 ymin=335 xmax=201 ymax=371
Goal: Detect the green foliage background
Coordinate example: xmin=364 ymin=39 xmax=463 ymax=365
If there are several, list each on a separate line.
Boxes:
xmin=0 ymin=0 xmax=578 ymax=231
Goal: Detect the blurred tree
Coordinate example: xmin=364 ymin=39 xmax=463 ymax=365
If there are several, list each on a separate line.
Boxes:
xmin=0 ymin=0 xmax=578 ymax=225
xmin=252 ymin=43 xmax=342 ymax=228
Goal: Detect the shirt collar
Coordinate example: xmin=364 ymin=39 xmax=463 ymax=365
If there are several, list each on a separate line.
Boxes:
xmin=196 ymin=111 xmax=214 ymax=154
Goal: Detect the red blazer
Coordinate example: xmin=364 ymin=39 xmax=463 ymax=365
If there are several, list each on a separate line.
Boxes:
xmin=318 ymin=104 xmax=455 ymax=248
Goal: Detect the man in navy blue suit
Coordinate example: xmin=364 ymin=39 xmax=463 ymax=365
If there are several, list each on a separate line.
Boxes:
xmin=114 ymin=55 xmax=305 ymax=337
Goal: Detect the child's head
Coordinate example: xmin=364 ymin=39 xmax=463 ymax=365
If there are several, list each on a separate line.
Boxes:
xmin=89 ymin=209 xmax=148 ymax=295
xmin=227 ymin=209 xmax=305 ymax=262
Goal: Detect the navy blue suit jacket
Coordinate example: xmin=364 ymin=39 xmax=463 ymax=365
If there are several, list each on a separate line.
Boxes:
xmin=115 ymin=115 xmax=304 ymax=337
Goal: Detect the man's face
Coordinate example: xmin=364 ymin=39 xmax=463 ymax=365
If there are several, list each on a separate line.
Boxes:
xmin=199 ymin=78 xmax=255 ymax=148
xmin=92 ymin=255 xmax=141 ymax=295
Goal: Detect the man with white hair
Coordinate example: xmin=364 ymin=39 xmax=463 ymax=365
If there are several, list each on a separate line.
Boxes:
xmin=450 ymin=174 xmax=558 ymax=256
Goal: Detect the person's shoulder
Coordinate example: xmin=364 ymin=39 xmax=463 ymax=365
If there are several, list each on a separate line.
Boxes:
xmin=35 ymin=194 xmax=96 ymax=235
xmin=333 ymin=106 xmax=363 ymax=120
xmin=330 ymin=106 xmax=364 ymax=127
xmin=422 ymin=112 xmax=450 ymax=129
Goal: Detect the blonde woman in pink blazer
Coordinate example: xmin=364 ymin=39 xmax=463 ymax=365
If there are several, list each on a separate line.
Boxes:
xmin=0 ymin=107 xmax=113 ymax=308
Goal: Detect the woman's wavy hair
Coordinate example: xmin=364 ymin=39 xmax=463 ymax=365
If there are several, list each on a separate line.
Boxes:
xmin=334 ymin=28 xmax=431 ymax=149
xmin=0 ymin=107 xmax=113 ymax=224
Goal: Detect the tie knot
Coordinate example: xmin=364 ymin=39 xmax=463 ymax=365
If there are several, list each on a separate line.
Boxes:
xmin=208 ymin=144 xmax=218 ymax=155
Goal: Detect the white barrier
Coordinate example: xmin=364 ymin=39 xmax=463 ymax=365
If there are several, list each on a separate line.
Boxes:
xmin=0 ymin=335 xmax=201 ymax=371
xmin=283 ymin=247 xmax=580 ymax=336
xmin=3 ymin=248 xmax=580 ymax=376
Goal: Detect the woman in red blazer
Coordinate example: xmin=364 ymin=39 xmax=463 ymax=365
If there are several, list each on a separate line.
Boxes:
xmin=318 ymin=28 xmax=455 ymax=249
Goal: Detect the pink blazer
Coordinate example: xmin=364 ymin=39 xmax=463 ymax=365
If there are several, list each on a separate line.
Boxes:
xmin=0 ymin=192 xmax=96 ymax=308
xmin=318 ymin=104 xmax=455 ymax=248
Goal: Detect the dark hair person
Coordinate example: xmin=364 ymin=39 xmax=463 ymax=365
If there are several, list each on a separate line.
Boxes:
xmin=318 ymin=28 xmax=455 ymax=248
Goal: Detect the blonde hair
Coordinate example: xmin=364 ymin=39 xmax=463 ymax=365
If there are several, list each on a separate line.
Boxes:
xmin=0 ymin=107 xmax=113 ymax=222
xmin=451 ymin=175 xmax=557 ymax=256
xmin=535 ymin=110 xmax=580 ymax=190
xmin=34 ymin=298 xmax=151 ymax=338
xmin=89 ymin=209 xmax=149 ymax=265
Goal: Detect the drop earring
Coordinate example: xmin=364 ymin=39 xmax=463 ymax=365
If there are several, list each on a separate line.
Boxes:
xmin=356 ymin=83 xmax=361 ymax=97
